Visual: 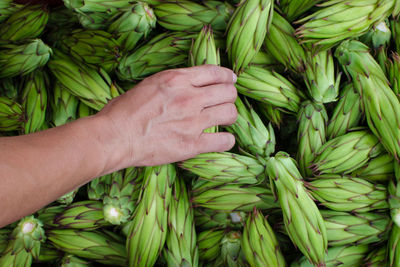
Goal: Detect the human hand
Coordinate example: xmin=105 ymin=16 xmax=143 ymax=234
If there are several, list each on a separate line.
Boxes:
xmin=96 ymin=65 xmax=238 ymax=170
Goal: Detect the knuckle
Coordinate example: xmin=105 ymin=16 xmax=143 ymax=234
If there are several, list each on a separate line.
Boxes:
xmin=160 ymin=71 xmax=185 ymax=88
xmin=186 ymin=140 xmax=198 ymax=154
xmin=175 ymin=127 xmax=196 ymax=148
xmin=213 ymin=65 xmax=223 ymax=75
xmin=202 ymin=109 xmax=212 ymax=122
xmin=182 ymin=129 xmax=198 ymax=143
xmin=175 ymin=95 xmax=193 ymax=110
xmin=208 ymin=65 xmax=222 ymax=80
xmin=179 ymin=120 xmax=199 ymax=137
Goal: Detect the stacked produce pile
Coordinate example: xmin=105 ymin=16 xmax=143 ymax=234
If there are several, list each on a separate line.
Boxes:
xmin=1 ymin=0 xmax=400 ymax=266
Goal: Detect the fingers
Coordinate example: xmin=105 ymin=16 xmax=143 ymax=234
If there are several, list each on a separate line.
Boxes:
xmin=186 ymin=65 xmax=237 ymax=87
xmin=200 ymin=103 xmax=238 ymax=130
xmin=195 ymin=132 xmax=236 ymax=154
xmin=198 ymin=83 xmax=238 ymax=108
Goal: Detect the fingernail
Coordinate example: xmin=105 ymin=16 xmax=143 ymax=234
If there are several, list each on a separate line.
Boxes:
xmin=233 ymin=73 xmax=237 ymax=83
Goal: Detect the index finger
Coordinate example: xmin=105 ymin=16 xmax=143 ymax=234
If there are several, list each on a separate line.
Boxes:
xmin=185 ymin=65 xmax=237 ymax=87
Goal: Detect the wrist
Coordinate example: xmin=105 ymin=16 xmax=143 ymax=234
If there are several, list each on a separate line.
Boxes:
xmin=88 ymin=113 xmax=130 ymax=176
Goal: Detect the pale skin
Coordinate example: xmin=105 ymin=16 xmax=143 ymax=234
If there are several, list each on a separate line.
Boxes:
xmin=0 ymin=65 xmax=238 ymax=228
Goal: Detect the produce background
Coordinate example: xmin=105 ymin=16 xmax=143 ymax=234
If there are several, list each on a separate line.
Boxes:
xmin=0 ymin=0 xmax=400 ymax=266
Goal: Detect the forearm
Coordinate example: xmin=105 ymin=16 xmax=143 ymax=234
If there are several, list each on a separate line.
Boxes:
xmin=0 ymin=115 xmax=116 ymax=227
xmin=0 ymin=65 xmax=237 ymax=228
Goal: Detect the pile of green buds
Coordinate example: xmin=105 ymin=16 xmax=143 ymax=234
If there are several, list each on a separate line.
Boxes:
xmin=1 ymin=0 xmax=400 ymax=266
